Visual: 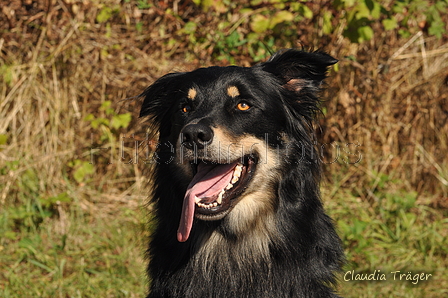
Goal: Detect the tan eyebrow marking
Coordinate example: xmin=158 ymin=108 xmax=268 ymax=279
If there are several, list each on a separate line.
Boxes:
xmin=227 ymin=86 xmax=240 ymax=98
xmin=187 ymin=88 xmax=197 ymax=100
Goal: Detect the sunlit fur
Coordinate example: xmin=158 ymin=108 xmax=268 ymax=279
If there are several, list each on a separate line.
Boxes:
xmin=140 ymin=49 xmax=344 ymax=298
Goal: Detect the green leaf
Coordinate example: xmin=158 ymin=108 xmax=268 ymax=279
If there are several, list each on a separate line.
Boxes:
xmin=250 ymin=15 xmax=270 ymax=33
xmin=183 ymin=22 xmax=197 ymax=35
xmin=111 ymin=113 xmax=132 ymax=129
xmin=398 ymin=29 xmax=411 ymax=39
xmin=225 ymin=31 xmax=245 ymax=48
xmin=368 ymin=0 xmax=382 ymax=19
xmin=73 ymin=161 xmax=95 ymax=183
xmin=355 ymin=3 xmax=370 ymax=19
xmin=96 ymin=7 xmax=113 ymax=23
xmin=100 ymin=101 xmax=112 ymax=112
xmin=301 ymin=5 xmax=313 ymax=19
xmin=428 ymin=19 xmax=445 ymax=39
xmin=291 ymin=2 xmax=313 ymax=18
xmin=358 ymin=25 xmax=374 ymax=42
xmin=270 ymin=11 xmax=294 ymax=28
xmin=382 ymin=18 xmax=398 ymax=30
xmin=91 ymin=118 xmax=109 ymax=129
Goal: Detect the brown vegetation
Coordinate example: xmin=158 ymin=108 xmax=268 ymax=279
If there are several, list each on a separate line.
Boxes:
xmin=1 ymin=0 xmax=446 ymax=207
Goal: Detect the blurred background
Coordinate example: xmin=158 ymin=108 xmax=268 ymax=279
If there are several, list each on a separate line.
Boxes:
xmin=0 ymin=0 xmax=447 ymax=297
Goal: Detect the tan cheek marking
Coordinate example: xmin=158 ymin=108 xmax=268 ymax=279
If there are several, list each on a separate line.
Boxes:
xmin=211 ymin=127 xmax=282 ymax=237
xmin=227 ymin=86 xmax=240 ymax=98
xmin=188 ymin=88 xmax=197 ymax=100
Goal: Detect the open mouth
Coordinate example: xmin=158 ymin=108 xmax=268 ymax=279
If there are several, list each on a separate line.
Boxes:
xmin=177 ymin=155 xmax=256 ymax=242
xmin=193 ymin=156 xmax=256 ymax=218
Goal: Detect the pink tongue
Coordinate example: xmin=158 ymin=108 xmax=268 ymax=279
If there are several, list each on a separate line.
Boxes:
xmin=177 ymin=162 xmax=238 ymax=242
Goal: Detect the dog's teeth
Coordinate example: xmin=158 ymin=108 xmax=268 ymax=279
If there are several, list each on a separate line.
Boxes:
xmin=225 ymin=183 xmax=233 ymax=190
xmin=235 ymin=165 xmax=243 ymax=175
xmin=230 ymin=164 xmax=243 ymax=184
xmin=217 ymin=191 xmax=224 ymax=204
xmin=194 ymin=196 xmax=201 ymax=203
xmin=196 ymin=200 xmax=219 ymax=209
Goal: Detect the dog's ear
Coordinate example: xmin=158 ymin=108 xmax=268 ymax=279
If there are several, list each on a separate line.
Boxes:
xmin=139 ymin=72 xmax=185 ymax=138
xmin=260 ymin=49 xmax=337 ymax=93
xmin=139 ymin=72 xmax=184 ymax=119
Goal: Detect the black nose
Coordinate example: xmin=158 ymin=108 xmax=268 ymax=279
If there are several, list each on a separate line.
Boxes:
xmin=181 ymin=124 xmax=213 ymax=150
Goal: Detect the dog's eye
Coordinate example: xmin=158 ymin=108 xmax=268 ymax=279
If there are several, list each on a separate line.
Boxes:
xmin=236 ymin=102 xmax=251 ymax=111
xmin=182 ymin=104 xmax=192 ymax=113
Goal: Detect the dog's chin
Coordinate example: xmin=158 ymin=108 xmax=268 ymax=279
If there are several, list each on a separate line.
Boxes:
xmin=190 ymin=155 xmax=257 ymax=221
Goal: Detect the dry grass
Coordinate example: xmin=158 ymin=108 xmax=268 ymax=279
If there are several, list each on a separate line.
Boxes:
xmin=322 ymin=31 xmax=448 ymax=197
xmin=0 ymin=0 xmax=170 ymax=210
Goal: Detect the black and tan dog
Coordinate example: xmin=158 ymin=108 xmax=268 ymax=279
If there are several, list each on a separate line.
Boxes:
xmin=139 ymin=49 xmax=344 ymax=297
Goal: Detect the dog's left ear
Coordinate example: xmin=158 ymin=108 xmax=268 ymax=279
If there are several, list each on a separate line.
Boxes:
xmin=260 ymin=49 xmax=337 ymax=93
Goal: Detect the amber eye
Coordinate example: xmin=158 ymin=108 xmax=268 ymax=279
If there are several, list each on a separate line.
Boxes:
xmin=182 ymin=104 xmax=191 ymax=113
xmin=236 ymin=102 xmax=251 ymax=111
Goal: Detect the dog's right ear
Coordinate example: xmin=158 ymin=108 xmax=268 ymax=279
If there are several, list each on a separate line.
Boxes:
xmin=139 ymin=72 xmax=184 ymax=118
xmin=139 ymin=72 xmax=185 ymax=138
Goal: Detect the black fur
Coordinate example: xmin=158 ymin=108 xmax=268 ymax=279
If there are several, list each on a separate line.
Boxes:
xmin=140 ymin=49 xmax=344 ymax=298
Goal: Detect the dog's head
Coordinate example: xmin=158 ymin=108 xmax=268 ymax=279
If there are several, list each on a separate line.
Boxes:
xmin=140 ymin=49 xmax=336 ymax=242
